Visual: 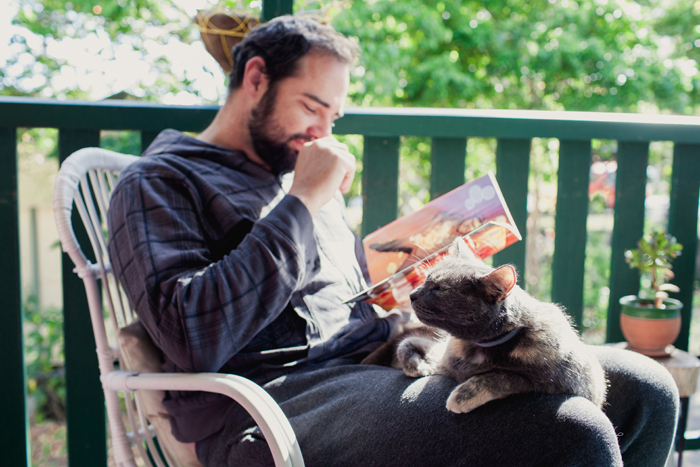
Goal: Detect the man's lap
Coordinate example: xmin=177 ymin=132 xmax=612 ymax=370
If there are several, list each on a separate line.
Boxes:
xmin=195 ymin=345 xmax=678 ymax=467
xmin=590 ymin=345 xmax=679 ymax=465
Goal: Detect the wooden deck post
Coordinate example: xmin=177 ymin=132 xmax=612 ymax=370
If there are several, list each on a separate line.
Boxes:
xmin=262 ymin=0 xmax=294 ymax=22
xmin=0 ymin=127 xmax=31 ymax=467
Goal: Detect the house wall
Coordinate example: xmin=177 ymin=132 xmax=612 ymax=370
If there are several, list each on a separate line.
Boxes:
xmin=19 ymin=154 xmax=63 ymax=310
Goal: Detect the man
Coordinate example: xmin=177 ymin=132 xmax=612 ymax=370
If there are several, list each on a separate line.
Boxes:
xmin=108 ymin=16 xmax=678 ymax=466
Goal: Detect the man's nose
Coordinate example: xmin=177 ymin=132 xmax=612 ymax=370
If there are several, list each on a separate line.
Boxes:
xmin=308 ymin=118 xmax=334 ymax=139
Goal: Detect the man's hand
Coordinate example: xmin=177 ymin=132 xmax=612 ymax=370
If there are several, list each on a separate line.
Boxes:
xmin=288 ymin=135 xmax=356 ymax=217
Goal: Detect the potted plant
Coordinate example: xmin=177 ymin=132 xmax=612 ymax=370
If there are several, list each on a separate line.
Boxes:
xmin=619 ymin=231 xmax=683 ymax=357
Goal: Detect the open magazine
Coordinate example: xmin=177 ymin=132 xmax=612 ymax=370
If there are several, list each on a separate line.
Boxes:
xmin=344 ymin=172 xmax=521 ymax=311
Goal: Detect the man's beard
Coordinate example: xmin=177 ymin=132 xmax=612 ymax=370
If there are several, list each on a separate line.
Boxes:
xmin=248 ymin=85 xmax=312 ymax=175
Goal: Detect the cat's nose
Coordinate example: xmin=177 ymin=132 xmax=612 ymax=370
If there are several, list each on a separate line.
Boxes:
xmin=410 ymin=286 xmax=423 ymax=301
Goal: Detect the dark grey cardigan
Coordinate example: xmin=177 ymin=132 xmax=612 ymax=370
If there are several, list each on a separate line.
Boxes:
xmin=107 ymin=129 xmax=398 ymax=442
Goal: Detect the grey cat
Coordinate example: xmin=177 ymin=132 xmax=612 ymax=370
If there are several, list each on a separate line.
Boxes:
xmin=364 ymin=240 xmax=607 ymax=414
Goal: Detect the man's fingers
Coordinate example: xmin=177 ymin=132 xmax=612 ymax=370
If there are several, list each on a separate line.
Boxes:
xmin=339 ymin=172 xmax=354 ymax=194
xmin=290 ymin=136 xmax=356 ymax=214
xmin=309 ymin=135 xmax=347 ymax=152
xmin=338 ymin=155 xmax=356 ymax=194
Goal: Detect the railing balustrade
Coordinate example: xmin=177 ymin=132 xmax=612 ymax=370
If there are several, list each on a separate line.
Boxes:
xmin=1 ymin=96 xmax=699 ymax=466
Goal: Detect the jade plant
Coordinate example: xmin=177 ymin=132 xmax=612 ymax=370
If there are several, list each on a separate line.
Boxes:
xmin=624 ymin=231 xmax=683 ymax=309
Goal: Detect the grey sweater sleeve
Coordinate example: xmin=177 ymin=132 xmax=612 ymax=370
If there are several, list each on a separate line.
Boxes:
xmin=108 ymin=170 xmax=320 ymax=372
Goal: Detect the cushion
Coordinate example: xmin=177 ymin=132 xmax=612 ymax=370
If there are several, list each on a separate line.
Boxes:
xmin=118 ymin=320 xmax=202 ymax=467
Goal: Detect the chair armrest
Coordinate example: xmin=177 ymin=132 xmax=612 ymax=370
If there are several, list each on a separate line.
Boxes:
xmin=102 ymin=371 xmax=304 ymax=467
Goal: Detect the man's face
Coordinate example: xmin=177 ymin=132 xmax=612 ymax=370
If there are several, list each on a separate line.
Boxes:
xmin=248 ymin=53 xmax=350 ymax=175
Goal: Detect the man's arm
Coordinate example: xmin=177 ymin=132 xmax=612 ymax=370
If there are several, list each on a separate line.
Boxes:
xmin=108 ymin=169 xmax=320 ymax=373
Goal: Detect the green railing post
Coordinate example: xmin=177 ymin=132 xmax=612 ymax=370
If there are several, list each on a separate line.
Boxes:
xmin=261 ymin=0 xmax=294 ymax=22
xmin=430 ymin=137 xmax=466 ymax=199
xmin=668 ymin=143 xmax=700 ymax=352
xmin=141 ymin=131 xmax=160 ymax=154
xmin=58 ymin=129 xmax=107 ymax=466
xmin=0 ymin=127 xmax=31 ymax=467
xmin=606 ymin=142 xmax=649 ymax=344
xmin=493 ymin=139 xmax=530 ymax=284
xmin=551 ymin=141 xmax=592 ymax=329
xmin=362 ymin=136 xmax=400 ymax=238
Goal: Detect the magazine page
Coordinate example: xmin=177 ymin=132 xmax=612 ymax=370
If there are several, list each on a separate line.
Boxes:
xmin=363 ymin=172 xmax=519 ymax=284
xmin=345 ymin=222 xmax=521 ymax=310
xmin=348 ymin=172 xmax=522 ymax=311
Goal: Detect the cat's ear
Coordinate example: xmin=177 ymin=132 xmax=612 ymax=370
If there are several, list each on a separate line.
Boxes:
xmin=482 ymin=265 xmax=517 ymax=302
xmin=450 ymin=237 xmax=476 ymax=257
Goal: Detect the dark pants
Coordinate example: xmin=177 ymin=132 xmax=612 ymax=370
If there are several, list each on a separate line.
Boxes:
xmin=196 ymin=346 xmax=679 ymax=467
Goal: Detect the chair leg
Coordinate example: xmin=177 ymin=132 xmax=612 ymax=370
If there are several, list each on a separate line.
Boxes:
xmin=105 ymin=388 xmax=139 ymax=467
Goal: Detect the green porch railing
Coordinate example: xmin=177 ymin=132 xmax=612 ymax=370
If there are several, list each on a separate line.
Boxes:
xmin=1 ymin=96 xmax=699 ymax=465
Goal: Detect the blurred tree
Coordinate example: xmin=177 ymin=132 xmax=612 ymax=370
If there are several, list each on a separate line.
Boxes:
xmin=330 ymin=0 xmax=699 ymax=114
xmin=0 ymin=0 xmax=259 ymax=101
xmin=3 ymin=0 xmax=697 ymax=112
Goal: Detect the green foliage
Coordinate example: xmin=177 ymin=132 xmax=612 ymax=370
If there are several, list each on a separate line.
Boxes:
xmin=24 ymin=294 xmax=66 ymax=422
xmin=398 ymin=136 xmax=431 ymax=215
xmin=625 ymin=231 xmax=683 ymax=307
xmin=3 ymin=0 xmax=261 ymax=100
xmin=17 ymin=128 xmax=58 ymax=161
xmin=582 ymin=231 xmax=611 ymax=341
xmin=6 ymin=0 xmax=698 ymax=112
xmin=100 ymin=130 xmax=141 ymax=155
xmin=331 ymin=0 xmax=699 ymax=114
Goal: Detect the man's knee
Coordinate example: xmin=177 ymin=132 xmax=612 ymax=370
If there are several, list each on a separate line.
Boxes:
xmin=595 ymin=347 xmax=679 ymax=430
xmin=593 ymin=347 xmax=679 ymax=464
xmin=196 ymin=426 xmax=275 ymax=467
xmin=537 ymin=396 xmax=623 ymax=466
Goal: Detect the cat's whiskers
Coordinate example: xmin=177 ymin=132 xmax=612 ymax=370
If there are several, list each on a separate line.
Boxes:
xmin=415 ymin=260 xmax=434 ymax=278
xmin=410 ymin=243 xmax=430 ymax=258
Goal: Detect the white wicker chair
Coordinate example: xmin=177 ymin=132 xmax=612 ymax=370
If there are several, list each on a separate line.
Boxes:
xmin=53 ymin=147 xmax=305 ymax=467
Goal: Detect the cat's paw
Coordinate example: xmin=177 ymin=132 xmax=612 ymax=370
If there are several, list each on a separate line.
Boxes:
xmin=397 ymin=336 xmax=436 ymax=378
xmin=402 ymin=355 xmax=435 ymax=378
xmin=445 ymin=382 xmax=496 ymax=414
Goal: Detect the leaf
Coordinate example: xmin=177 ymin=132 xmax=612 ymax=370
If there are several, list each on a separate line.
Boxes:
xmin=658 ymin=283 xmax=680 ymax=293
xmin=627 ymin=231 xmax=684 ymax=297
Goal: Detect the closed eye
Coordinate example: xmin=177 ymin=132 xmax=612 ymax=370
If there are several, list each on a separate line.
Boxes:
xmin=303 ymin=103 xmax=317 ymax=114
xmin=425 ymin=279 xmax=443 ymax=292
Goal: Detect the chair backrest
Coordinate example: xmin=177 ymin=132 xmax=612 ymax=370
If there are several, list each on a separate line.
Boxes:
xmin=53 ymin=147 xmax=198 ymax=467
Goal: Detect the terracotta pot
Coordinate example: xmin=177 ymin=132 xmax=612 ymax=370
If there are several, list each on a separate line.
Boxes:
xmin=619 ymin=295 xmax=682 ymax=357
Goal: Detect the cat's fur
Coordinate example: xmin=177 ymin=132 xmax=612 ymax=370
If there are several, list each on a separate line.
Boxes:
xmin=364 ymin=240 xmax=607 ymax=414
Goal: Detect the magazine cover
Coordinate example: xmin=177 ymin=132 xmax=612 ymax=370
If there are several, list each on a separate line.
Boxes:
xmin=345 ymin=172 xmax=521 ymax=311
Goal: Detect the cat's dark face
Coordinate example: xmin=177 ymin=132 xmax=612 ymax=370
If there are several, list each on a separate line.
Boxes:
xmin=409 ymin=240 xmax=517 ymax=341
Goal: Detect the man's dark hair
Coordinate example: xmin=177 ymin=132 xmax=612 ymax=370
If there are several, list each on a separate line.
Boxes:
xmin=229 ymin=15 xmax=358 ymax=91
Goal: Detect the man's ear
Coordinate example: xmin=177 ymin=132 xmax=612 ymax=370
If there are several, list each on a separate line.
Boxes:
xmin=481 ymin=265 xmax=517 ymax=303
xmin=241 ymin=56 xmax=269 ymax=98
